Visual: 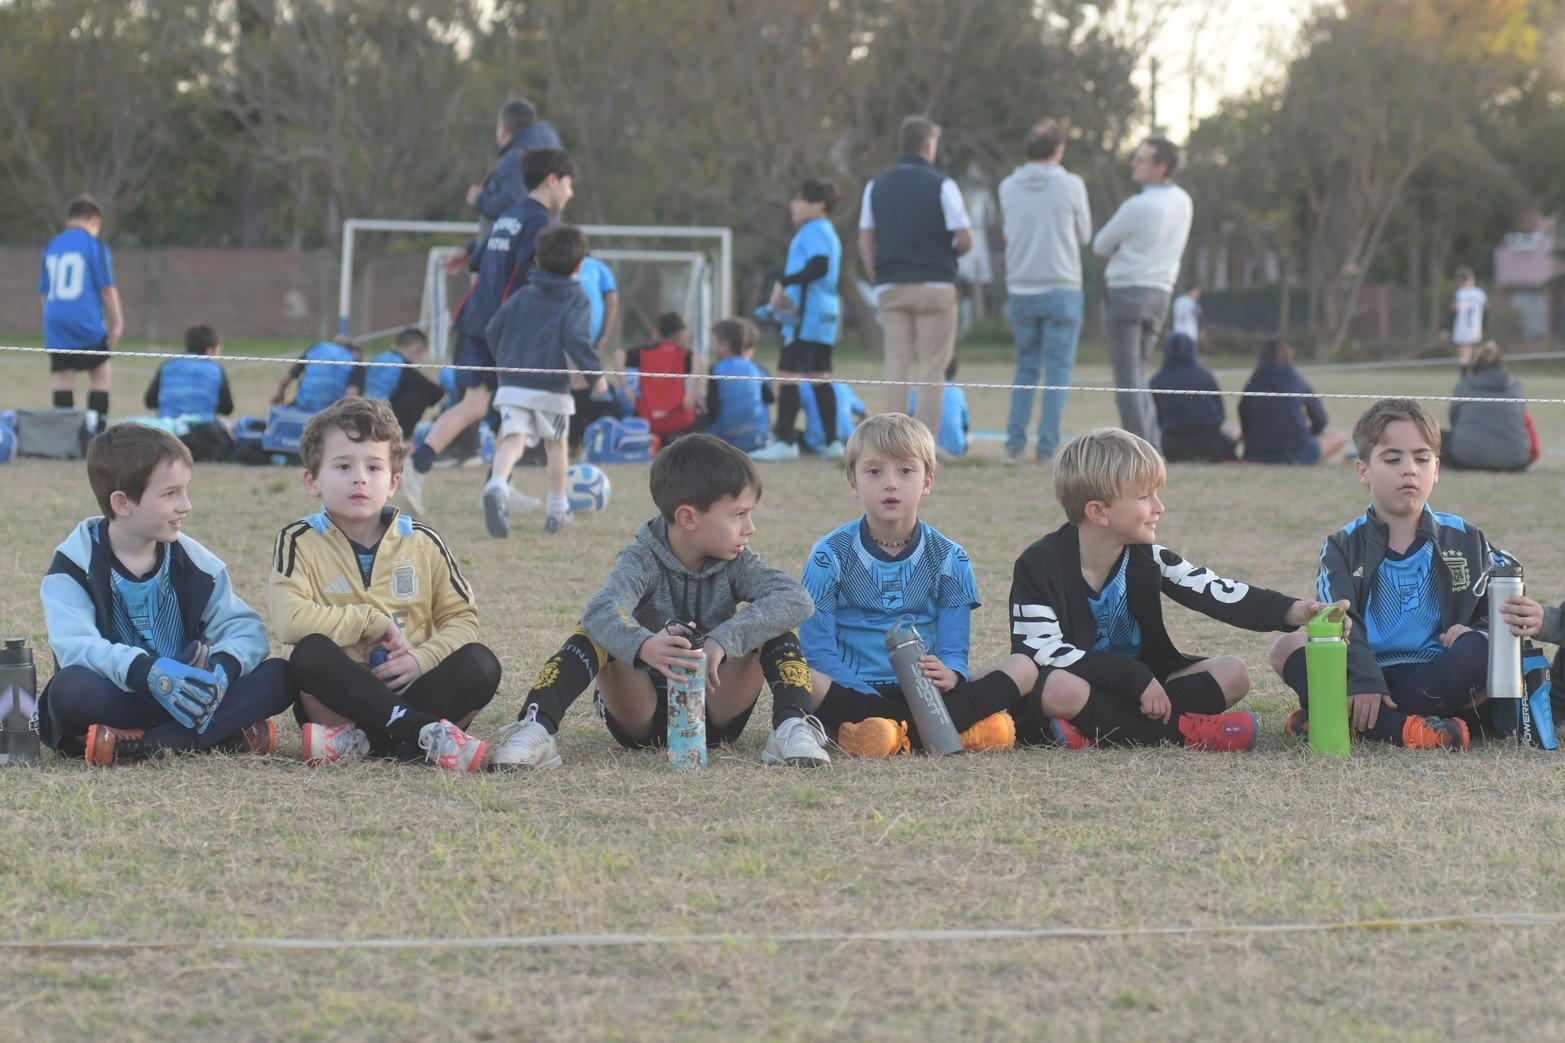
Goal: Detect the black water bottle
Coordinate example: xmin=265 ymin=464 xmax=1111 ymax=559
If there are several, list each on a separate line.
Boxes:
xmin=0 ymin=637 xmax=40 ymax=765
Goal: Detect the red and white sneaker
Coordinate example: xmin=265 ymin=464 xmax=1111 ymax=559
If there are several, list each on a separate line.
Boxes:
xmin=1049 ymin=717 xmax=1096 ymax=750
xmin=301 ymin=722 xmax=370 ymax=765
xmin=418 ymin=719 xmax=488 ymax=773
xmin=1178 ymin=710 xmax=1259 ymax=752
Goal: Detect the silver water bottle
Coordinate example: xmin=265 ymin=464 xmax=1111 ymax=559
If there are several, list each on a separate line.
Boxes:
xmin=0 ymin=637 xmax=40 ymax=765
xmin=1486 ymin=563 xmax=1525 ymax=702
xmin=884 ymin=615 xmax=963 ymax=756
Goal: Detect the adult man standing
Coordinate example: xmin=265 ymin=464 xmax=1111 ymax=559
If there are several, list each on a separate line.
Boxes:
xmin=466 ymin=98 xmax=564 ymax=225
xmin=1091 ymin=136 xmax=1192 ymax=449
xmin=858 ymin=115 xmax=972 ymax=438
xmin=997 ymin=121 xmax=1092 ymax=464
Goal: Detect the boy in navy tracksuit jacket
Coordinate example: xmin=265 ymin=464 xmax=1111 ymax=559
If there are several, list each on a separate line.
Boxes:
xmin=38 ymin=424 xmax=294 ymax=764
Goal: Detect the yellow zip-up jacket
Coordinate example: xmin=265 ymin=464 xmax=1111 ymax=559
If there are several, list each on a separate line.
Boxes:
xmin=269 ymin=508 xmax=478 ymax=675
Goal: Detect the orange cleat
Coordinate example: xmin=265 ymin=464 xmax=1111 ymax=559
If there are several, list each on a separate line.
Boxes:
xmin=836 ymin=717 xmax=911 ymax=758
xmin=959 ymin=711 xmax=1015 ymax=753
xmin=1401 ymin=715 xmax=1469 ymax=751
xmin=84 ymin=725 xmax=150 ymax=766
xmin=1178 ymin=710 xmax=1259 ymax=752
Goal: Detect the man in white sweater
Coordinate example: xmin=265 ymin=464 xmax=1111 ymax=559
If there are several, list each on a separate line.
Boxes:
xmin=1091 ymin=137 xmax=1193 ymax=449
xmin=998 ymin=120 xmax=1093 ymax=464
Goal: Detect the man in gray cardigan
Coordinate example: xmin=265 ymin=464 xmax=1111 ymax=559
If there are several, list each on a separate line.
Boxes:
xmin=1092 ymin=136 xmax=1193 ymax=449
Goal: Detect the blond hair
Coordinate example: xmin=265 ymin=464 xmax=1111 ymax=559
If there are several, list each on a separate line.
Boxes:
xmin=845 ymin=413 xmax=937 ymax=479
xmin=1053 ymin=428 xmax=1166 ymax=524
xmin=1351 ymin=398 xmax=1440 ymax=460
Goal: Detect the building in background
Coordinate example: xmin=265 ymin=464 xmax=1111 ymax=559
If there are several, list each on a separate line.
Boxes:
xmin=1494 ymin=213 xmax=1565 ymax=343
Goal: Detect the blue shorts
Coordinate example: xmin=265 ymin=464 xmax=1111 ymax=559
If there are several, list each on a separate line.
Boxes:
xmin=452 ymin=333 xmax=498 ymax=392
xmin=1245 ymin=440 xmax=1321 ymax=465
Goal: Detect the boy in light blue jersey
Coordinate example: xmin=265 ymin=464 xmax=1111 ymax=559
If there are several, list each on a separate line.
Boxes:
xmin=363 ymin=328 xmax=444 ymax=440
xmin=799 ymin=413 xmax=1035 ymax=756
xmin=270 ymin=340 xmax=364 ymax=413
xmin=39 ymin=195 xmax=122 ymax=419
xmin=707 ymin=318 xmax=774 ymax=453
xmin=143 ymin=325 xmax=235 ymax=461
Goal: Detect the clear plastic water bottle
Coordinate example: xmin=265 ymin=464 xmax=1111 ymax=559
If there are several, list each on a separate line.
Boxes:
xmin=1 ymin=637 xmax=41 ymax=765
xmin=666 ymin=623 xmax=707 ymax=770
xmin=1304 ymin=606 xmax=1351 ymax=758
xmin=883 ymin=615 xmax=963 ymax=756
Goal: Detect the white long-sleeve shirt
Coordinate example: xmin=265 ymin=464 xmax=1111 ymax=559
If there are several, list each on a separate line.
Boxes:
xmin=1091 ymin=183 xmax=1193 ymax=293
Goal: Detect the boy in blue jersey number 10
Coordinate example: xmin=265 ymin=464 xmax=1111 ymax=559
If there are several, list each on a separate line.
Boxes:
xmin=39 ymin=195 xmax=123 ymax=422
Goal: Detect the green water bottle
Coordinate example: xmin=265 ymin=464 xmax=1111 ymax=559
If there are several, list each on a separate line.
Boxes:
xmin=1305 ymin=606 xmax=1351 ymax=758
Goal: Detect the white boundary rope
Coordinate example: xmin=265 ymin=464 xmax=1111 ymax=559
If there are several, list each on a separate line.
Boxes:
xmin=2 ymin=911 xmax=1561 ymax=955
xmin=5 ymin=344 xmax=1565 ymax=406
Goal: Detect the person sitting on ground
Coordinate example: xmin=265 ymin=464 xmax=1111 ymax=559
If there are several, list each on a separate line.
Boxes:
xmin=1238 ymin=338 xmax=1347 ymax=464
xmin=1148 ymin=332 xmax=1237 ymax=463
xmin=624 ymin=311 xmax=700 ymax=443
xmin=706 ymin=318 xmax=774 ymax=453
xmin=143 ymin=324 xmax=236 ymax=462
xmin=270 ymin=339 xmax=364 ymax=413
xmin=1442 ymin=343 xmax=1537 ymax=472
xmin=906 ymin=358 xmax=971 ymax=458
xmin=362 ymin=328 xmax=447 ymax=443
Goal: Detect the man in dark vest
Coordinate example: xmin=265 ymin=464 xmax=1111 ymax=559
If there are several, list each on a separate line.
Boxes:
xmin=858 ymin=115 xmax=972 ymax=440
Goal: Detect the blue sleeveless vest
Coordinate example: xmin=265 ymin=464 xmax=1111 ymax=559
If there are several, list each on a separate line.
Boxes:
xmin=157 ymin=356 xmax=223 ymax=421
xmin=708 ymin=356 xmax=771 ymax=451
xmin=295 ymin=342 xmax=356 ymax=412
xmin=363 ymin=349 xmax=404 ymax=401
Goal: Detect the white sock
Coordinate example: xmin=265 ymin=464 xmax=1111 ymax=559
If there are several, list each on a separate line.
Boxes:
xmin=547 ymin=494 xmax=570 ymax=515
xmin=485 ymin=475 xmax=506 ymax=492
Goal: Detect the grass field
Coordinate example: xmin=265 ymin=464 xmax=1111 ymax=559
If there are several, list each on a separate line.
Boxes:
xmin=3 ymin=331 xmax=1565 ymax=1040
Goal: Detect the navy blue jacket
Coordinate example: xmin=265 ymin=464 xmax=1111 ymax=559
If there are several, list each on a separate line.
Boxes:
xmin=485 ymin=268 xmax=600 ymax=396
xmin=1148 ymin=334 xmax=1224 ymax=437
xmin=471 ymin=122 xmax=564 ymax=221
xmin=1239 ymin=361 xmax=1327 ymax=457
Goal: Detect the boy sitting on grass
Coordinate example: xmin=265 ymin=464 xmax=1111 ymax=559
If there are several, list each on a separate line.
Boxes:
xmin=38 ymin=424 xmax=294 ymax=764
xmin=1009 ymin=427 xmax=1335 ymax=751
xmin=1269 ymin=398 xmax=1510 ymax=750
xmin=269 ymin=397 xmax=498 ymax=772
xmin=799 ymin=413 xmax=1034 ymax=756
xmin=488 ymin=433 xmax=831 ymax=769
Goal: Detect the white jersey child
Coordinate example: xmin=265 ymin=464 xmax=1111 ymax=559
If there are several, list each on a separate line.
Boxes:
xmin=1451 ymin=285 xmax=1487 ymax=347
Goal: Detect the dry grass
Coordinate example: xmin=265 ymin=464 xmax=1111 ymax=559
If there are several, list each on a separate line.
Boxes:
xmin=2 ymin=337 xmax=1565 ymax=1039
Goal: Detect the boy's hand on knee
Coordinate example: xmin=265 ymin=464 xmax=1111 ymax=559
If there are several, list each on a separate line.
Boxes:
xmin=146 ymin=657 xmax=222 ymax=730
xmin=918 ymin=654 xmax=957 ymax=693
xmin=1140 ymin=679 xmax=1171 ymax=723
xmin=1350 ymin=692 xmax=1395 ymax=732
xmin=1439 ymin=624 xmax=1472 ymax=648
xmin=1500 ymin=595 xmax=1542 ymax=638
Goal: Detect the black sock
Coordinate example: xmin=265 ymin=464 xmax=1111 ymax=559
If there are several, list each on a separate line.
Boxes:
xmin=814 ymin=682 xmax=909 ymax=731
xmin=813 ymin=382 xmax=838 ymax=444
xmin=412 ymin=442 xmax=437 ymax=474
xmin=1165 ymin=671 xmax=1226 ymax=717
xmin=1072 ymin=688 xmax=1181 ymax=746
xmin=53 ymin=390 xmax=73 ymax=409
xmin=774 ymin=383 xmax=801 ymax=444
xmin=1283 ymin=647 xmax=1411 ymax=745
xmin=759 ymin=631 xmax=812 ymax=727
xmin=523 ymin=628 xmax=605 ymax=733
xmin=288 ymin=634 xmax=439 ymax=751
xmin=87 ymin=390 xmax=109 ymax=418
xmin=943 ymin=671 xmax=1022 ymax=732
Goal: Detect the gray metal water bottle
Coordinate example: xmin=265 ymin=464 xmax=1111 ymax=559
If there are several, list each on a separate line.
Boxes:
xmin=1486 ymin=564 xmax=1525 ymax=702
xmin=0 ymin=637 xmax=40 ymax=765
xmin=884 ymin=615 xmax=964 ymax=756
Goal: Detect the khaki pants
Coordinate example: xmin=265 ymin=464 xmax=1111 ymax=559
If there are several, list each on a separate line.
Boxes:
xmin=880 ymin=283 xmax=958 ymax=437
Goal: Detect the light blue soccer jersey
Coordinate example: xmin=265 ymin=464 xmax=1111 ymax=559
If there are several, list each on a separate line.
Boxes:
xmin=800 ymin=518 xmax=979 ymax=690
xmin=1088 ymin=549 xmax=1143 ymax=657
xmin=1364 ymin=539 xmax=1443 ymax=666
xmin=39 ymin=228 xmax=115 ymax=349
xmin=578 ymin=256 xmax=618 ymax=343
xmin=108 ymin=548 xmax=185 ymax=659
xmin=782 ymin=217 xmax=842 ymax=345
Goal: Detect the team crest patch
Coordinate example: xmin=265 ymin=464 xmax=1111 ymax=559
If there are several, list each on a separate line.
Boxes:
xmin=880 ymin=578 xmax=904 ymax=611
xmin=390 ymin=561 xmax=420 ymax=602
xmin=1443 ymin=551 xmax=1470 ymax=592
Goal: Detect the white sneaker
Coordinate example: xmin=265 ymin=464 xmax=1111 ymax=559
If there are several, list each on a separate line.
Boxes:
xmin=821 ymin=441 xmax=846 ymax=461
xmin=474 ymin=483 xmax=542 ymax=514
xmin=399 ymin=466 xmax=427 ymax=515
xmin=544 ymin=510 xmax=574 ymax=533
xmin=301 ymin=722 xmax=370 ymax=765
xmin=487 ymin=706 xmax=562 ymax=769
xmin=761 ymin=714 xmax=832 ymax=767
xmin=482 ymin=483 xmax=509 ymax=539
xmin=750 ymin=440 xmax=800 ymax=462
xmin=417 ymin=719 xmax=488 ymax=773
xmin=1000 ymin=448 xmax=1022 ymax=466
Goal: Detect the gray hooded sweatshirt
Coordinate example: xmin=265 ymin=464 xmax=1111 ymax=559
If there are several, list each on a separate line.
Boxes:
xmin=997 ymin=162 xmax=1092 ymax=294
xmin=581 ymin=517 xmax=815 ymax=665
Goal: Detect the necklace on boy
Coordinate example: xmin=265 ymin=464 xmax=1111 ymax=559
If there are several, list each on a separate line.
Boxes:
xmin=873 ymin=534 xmax=910 ymax=549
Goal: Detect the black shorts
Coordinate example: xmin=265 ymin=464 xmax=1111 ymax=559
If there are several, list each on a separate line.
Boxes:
xmin=452 ymin=333 xmax=498 ymax=392
xmin=777 ymin=339 xmax=833 ymax=374
xmin=595 ymin=672 xmax=756 ymax=750
xmin=48 ymin=339 xmax=110 ymax=373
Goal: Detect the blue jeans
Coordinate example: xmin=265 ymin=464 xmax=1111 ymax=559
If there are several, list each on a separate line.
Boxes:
xmin=1005 ymin=290 xmax=1083 ymax=458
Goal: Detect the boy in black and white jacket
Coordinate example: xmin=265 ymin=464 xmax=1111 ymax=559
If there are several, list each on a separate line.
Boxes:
xmin=1008 ymin=427 xmax=1336 ymax=750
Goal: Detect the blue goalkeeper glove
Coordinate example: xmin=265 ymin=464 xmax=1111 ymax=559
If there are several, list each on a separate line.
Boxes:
xmin=146 ymin=644 xmax=222 ymax=730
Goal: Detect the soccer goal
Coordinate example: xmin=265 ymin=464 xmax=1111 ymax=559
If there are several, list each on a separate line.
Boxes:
xmin=337 ymin=219 xmax=732 ymax=364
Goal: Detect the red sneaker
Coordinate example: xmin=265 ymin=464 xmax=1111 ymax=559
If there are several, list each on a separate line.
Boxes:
xmin=1401 ymin=715 xmax=1470 ymax=751
xmin=1178 ymin=710 xmax=1258 ymax=752
xmin=84 ymin=725 xmax=150 ymax=766
xmin=418 ymin=719 xmax=488 ymax=773
xmin=1049 ymin=717 xmax=1096 ymax=750
xmin=238 ymin=719 xmax=277 ymax=756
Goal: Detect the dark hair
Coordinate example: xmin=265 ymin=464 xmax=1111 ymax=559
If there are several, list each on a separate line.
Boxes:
xmin=1025 ymin=121 xmax=1063 ymax=160
xmin=945 ymin=357 xmax=958 ymax=381
xmin=536 ymin=224 xmax=588 ymax=275
xmin=1472 ymin=342 xmax=1503 ymax=371
xmin=498 ymin=98 xmax=538 ymax=135
xmin=1352 ymin=398 xmax=1441 ymax=460
xmin=521 ymin=148 xmax=575 ymax=191
xmin=655 ymin=311 xmax=686 ymax=339
xmin=1258 ymin=338 xmax=1293 ymax=367
xmin=66 ymin=195 xmax=102 ymax=222
xmin=649 ymin=433 xmax=762 ymax=522
xmin=900 ymin=115 xmax=940 ymax=154
xmin=393 ymin=327 xmax=427 ymax=349
xmin=1141 ymin=136 xmax=1180 ymax=177
xmin=796 ymin=179 xmax=839 ymax=213
xmin=184 ymin=325 xmax=219 ymax=354
xmin=712 ymin=319 xmax=748 ymax=354
xmin=1455 ymin=265 xmax=1475 ymax=283
xmin=86 ymin=423 xmax=193 ymax=517
xmin=298 ymin=397 xmax=407 ymax=476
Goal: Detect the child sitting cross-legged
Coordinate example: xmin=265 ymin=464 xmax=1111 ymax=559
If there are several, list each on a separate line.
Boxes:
xmin=799 ymin=413 xmax=1035 ymax=756
xmin=1009 ymin=427 xmax=1337 ymax=751
xmin=269 ymin=397 xmax=499 ymax=771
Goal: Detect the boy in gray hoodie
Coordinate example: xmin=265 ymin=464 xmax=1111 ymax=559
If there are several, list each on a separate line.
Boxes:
xmin=482 ymin=223 xmax=606 ymax=537
xmin=487 ymin=433 xmax=832 ymax=768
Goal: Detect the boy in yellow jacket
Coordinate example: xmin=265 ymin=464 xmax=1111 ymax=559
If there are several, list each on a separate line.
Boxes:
xmin=269 ymin=397 xmax=498 ymax=771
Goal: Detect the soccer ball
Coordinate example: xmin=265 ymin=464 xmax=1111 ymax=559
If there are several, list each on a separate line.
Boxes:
xmin=566 ymin=463 xmax=611 ymax=513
